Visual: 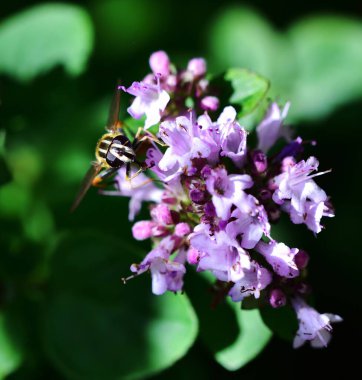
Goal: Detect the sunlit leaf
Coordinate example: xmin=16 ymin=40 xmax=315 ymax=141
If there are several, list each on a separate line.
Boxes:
xmin=185 ymin=271 xmax=239 ymax=354
xmin=215 ymin=302 xmax=272 ymax=371
xmin=188 ymin=271 xmax=271 ymax=371
xmin=209 ymin=6 xmax=362 ymax=122
xmin=288 ymin=16 xmax=362 ymax=120
xmin=44 ymin=232 xmax=198 ymax=379
xmin=208 ymin=7 xmax=284 ymax=79
xmin=0 ymin=313 xmax=23 ymax=379
xmin=225 ymin=68 xmax=270 ymax=118
xmin=0 ymin=3 xmax=94 ymax=81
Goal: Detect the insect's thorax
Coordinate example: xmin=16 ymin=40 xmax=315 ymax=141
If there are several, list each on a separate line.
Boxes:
xmin=95 ymin=132 xmax=135 ymax=168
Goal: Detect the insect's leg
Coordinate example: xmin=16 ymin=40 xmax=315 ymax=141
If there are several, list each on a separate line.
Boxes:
xmin=133 ymin=132 xmax=166 ymax=152
xmin=125 ymin=162 xmax=144 ymax=181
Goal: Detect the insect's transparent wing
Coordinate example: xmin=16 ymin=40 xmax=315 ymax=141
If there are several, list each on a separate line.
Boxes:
xmin=106 ymin=81 xmax=122 ymax=132
xmin=70 ymin=162 xmax=102 ymax=212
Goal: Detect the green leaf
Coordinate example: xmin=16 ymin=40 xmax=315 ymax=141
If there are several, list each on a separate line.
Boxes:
xmin=260 ymin=305 xmax=298 ymax=342
xmin=185 ymin=271 xmax=239 ymax=354
xmin=0 ymin=183 xmax=32 ymax=218
xmin=288 ymin=16 xmax=362 ymax=120
xmin=0 ymin=3 xmax=94 ymax=81
xmin=225 ymin=68 xmax=270 ymax=119
xmin=209 ymin=6 xmax=362 ymax=122
xmin=209 ymin=7 xmax=285 ymax=81
xmin=43 ymin=232 xmax=198 ymax=380
xmin=0 ymin=130 xmax=12 ymax=186
xmin=215 ymin=301 xmax=272 ymax=371
xmin=187 ymin=271 xmax=271 ymax=371
xmin=0 ymin=313 xmax=23 ymax=379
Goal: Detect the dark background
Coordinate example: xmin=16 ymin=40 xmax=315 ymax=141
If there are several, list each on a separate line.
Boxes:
xmin=1 ymin=1 xmax=361 ymax=379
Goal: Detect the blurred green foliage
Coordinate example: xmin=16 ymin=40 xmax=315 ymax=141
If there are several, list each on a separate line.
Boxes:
xmin=0 ymin=1 xmax=361 ymax=379
xmin=0 ymin=4 xmax=93 ymax=81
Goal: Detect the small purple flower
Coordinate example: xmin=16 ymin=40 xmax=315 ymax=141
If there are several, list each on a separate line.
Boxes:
xmin=292 ymin=297 xmax=342 ymax=348
xmin=102 ymin=167 xmax=163 ymax=221
xmin=218 ymin=106 xmax=247 ymax=168
xmin=149 ymin=50 xmax=170 ymax=77
xmin=205 ymin=167 xmax=253 ymax=220
xmin=190 ymin=225 xmax=251 ymax=282
xmin=229 ymin=262 xmax=272 ymax=301
xmin=158 ymin=114 xmax=212 ymax=180
xmin=123 ymin=80 xmax=170 ymax=129
xmin=130 ymin=236 xmax=185 ymax=295
xmin=257 ymin=102 xmax=291 ymax=153
xmin=256 ymin=241 xmax=299 ymax=278
xmin=271 ymin=156 xmax=328 ymax=216
xmin=288 ymin=200 xmax=334 ymax=234
xmin=226 ymin=194 xmax=270 ymax=249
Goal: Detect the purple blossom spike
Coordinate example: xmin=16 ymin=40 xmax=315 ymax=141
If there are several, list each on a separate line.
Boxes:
xmin=98 ymin=51 xmax=341 ymax=349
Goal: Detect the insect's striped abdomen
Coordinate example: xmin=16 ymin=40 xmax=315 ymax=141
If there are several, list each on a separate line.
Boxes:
xmin=106 ymin=135 xmax=135 ymax=167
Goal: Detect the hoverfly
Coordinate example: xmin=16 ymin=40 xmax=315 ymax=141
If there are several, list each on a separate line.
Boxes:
xmin=70 ymin=84 xmax=149 ymax=212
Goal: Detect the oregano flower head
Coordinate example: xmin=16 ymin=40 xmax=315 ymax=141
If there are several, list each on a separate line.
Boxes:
xmin=105 ymin=51 xmax=341 ymax=349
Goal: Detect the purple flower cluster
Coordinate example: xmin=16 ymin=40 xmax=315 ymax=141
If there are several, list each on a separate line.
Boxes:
xmin=113 ymin=51 xmax=341 ymax=348
xmin=122 ymin=51 xmax=219 ymax=129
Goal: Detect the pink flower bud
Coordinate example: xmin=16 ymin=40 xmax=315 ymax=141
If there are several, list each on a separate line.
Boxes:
xmin=251 ymin=150 xmax=268 ymax=173
xmin=270 ymin=289 xmax=286 ymax=308
xmin=200 ymin=96 xmax=219 ymax=111
xmin=187 ymin=247 xmax=201 ymax=265
xmin=174 ymin=223 xmax=191 ymax=237
xmin=152 ymin=225 xmax=169 ymax=237
xmin=281 ymin=156 xmax=296 ymax=172
xmin=132 ymin=221 xmax=155 ymax=240
xmin=166 ymin=74 xmax=177 ymax=91
xmin=149 ymin=51 xmax=170 ymax=77
xmin=187 ymin=58 xmax=206 ymax=77
xmin=151 ymin=204 xmax=173 ymax=225
xmin=295 ymin=250 xmax=310 ymax=270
